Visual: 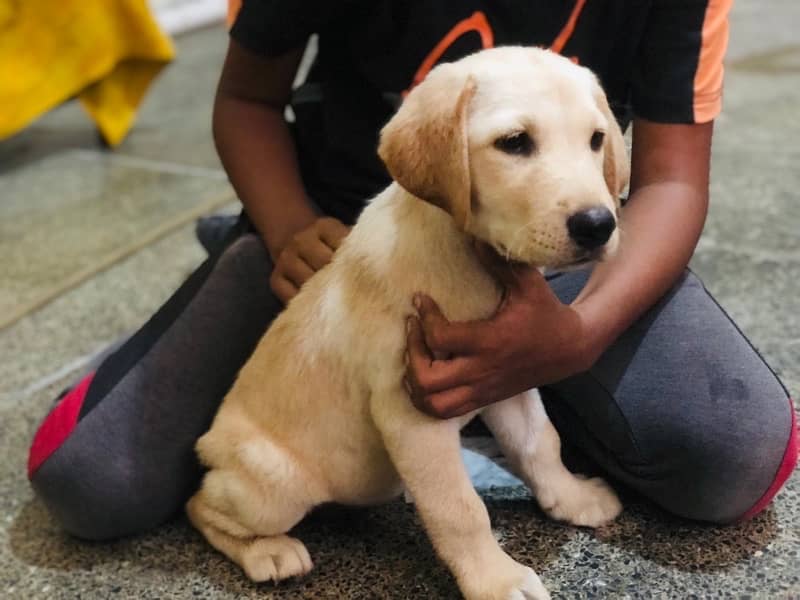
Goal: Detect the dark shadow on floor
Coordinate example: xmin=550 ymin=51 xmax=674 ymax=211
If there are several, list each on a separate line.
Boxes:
xmin=9 ymin=493 xmax=575 ymax=599
xmin=0 ymin=120 xmax=101 ymax=174
xmin=9 ymin=482 xmax=779 ymax=598
xmin=594 ymin=490 xmax=778 ymax=572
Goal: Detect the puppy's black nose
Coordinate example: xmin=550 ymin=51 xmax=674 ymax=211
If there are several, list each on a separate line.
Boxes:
xmin=567 ymin=207 xmax=616 ymax=250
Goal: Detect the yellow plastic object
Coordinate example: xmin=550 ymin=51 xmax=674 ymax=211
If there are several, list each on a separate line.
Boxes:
xmin=0 ymin=0 xmax=175 ymax=146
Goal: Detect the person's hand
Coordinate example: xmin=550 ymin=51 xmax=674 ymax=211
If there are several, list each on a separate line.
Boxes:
xmin=270 ymin=217 xmax=350 ymax=304
xmin=404 ymin=253 xmax=594 ymax=418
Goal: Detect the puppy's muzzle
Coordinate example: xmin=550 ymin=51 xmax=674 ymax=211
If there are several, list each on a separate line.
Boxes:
xmin=567 ymin=207 xmax=616 ymax=251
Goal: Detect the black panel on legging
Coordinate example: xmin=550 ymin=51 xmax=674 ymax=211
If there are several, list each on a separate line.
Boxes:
xmin=78 ymin=214 xmax=253 ymax=420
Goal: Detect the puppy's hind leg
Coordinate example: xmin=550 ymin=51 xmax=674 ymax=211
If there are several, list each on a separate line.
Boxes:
xmin=481 ymin=391 xmax=622 ymax=527
xmin=187 ymin=437 xmax=320 ymax=582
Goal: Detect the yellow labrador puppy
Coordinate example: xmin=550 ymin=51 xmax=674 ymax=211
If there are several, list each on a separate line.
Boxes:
xmin=188 ymin=47 xmax=628 ymax=600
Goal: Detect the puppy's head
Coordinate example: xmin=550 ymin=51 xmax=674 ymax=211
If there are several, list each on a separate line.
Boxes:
xmin=378 ymin=47 xmax=629 ymax=269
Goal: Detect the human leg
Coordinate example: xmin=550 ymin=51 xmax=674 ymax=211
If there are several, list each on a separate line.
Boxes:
xmin=27 ymin=232 xmax=282 ymax=540
xmin=541 ymin=269 xmax=797 ymax=523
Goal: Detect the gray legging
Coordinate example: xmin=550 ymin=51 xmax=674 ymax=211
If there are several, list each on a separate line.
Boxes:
xmin=27 ymin=233 xmax=796 ymax=540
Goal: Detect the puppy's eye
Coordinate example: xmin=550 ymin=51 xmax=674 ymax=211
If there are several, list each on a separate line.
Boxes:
xmin=494 ymin=131 xmax=534 ymax=156
xmin=590 ymin=130 xmax=605 ymax=152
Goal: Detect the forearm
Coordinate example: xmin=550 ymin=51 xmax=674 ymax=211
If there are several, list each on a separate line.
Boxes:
xmin=213 ymin=40 xmax=317 ymax=260
xmin=214 ymin=96 xmax=316 ymax=260
xmin=572 ymin=119 xmax=713 ymax=363
xmin=572 ymin=182 xmax=708 ymax=359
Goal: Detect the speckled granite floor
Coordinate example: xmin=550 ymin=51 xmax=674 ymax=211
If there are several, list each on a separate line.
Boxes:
xmin=1 ymin=3 xmax=799 ymax=599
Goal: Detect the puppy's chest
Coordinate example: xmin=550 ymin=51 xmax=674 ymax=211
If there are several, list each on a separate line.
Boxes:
xmin=423 ymin=278 xmax=500 ymax=323
xmin=312 ymin=258 xmax=499 ymax=365
xmin=406 ymin=249 xmax=503 ymax=323
xmin=363 ymin=267 xmax=498 ymax=339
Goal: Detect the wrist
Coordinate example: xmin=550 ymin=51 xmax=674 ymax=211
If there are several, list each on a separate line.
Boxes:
xmin=264 ymin=209 xmax=317 ymax=262
xmin=570 ymin=298 xmax=609 ymax=371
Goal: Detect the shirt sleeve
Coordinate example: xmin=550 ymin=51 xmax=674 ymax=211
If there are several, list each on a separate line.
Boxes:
xmin=632 ymin=0 xmax=732 ymax=124
xmin=230 ymin=0 xmax=359 ymax=56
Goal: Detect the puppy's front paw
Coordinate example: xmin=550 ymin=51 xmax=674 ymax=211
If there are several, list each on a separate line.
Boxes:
xmin=505 ymin=566 xmax=550 ymax=600
xmin=463 ymin=560 xmax=550 ymax=600
xmin=537 ymin=475 xmax=622 ymax=528
xmin=240 ymin=535 xmax=313 ymax=582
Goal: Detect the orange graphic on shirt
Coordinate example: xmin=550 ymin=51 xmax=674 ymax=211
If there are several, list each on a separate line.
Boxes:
xmin=405 ymin=2 xmax=587 ymax=95
xmin=224 ymin=0 xmax=588 ymax=95
xmin=550 ymin=0 xmax=587 ymax=54
xmin=693 ymin=0 xmax=732 ymax=122
xmin=403 ymin=11 xmax=494 ymax=97
xmin=227 ymin=0 xmax=241 ymax=28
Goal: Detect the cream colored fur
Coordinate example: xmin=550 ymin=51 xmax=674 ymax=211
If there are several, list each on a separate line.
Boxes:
xmin=187 ymin=47 xmax=629 ymax=600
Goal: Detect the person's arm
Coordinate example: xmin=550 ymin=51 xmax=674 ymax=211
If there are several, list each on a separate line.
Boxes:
xmin=404 ymin=118 xmax=712 ymax=418
xmin=214 ymin=39 xmax=315 ymax=259
xmin=214 ymin=40 xmax=349 ymax=302
xmin=572 ymin=118 xmax=712 ymax=360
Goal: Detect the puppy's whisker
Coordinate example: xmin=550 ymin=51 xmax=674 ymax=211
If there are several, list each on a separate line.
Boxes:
xmin=506 ymin=220 xmax=538 ymax=261
xmin=504 ymin=224 xmax=528 ymax=259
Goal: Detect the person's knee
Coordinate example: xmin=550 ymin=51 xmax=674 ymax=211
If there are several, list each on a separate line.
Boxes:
xmin=731 ymin=396 xmax=798 ymax=523
xmin=30 ymin=445 xmax=179 ymax=541
xmin=646 ymin=394 xmax=797 ymax=524
xmin=26 ymin=234 xmax=271 ymax=542
xmin=220 ymin=233 xmax=272 ymax=277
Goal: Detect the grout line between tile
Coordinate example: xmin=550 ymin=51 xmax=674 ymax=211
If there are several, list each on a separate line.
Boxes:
xmin=0 ymin=342 xmax=111 ymax=410
xmin=0 ymin=188 xmax=236 ymax=331
xmin=72 ymin=149 xmax=229 ymax=180
xmin=695 ymin=236 xmax=800 ymax=263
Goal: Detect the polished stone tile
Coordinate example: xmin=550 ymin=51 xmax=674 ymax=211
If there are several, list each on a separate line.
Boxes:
xmin=0 ymin=221 xmax=224 ymax=402
xmin=713 ymin=72 xmax=800 ymax=159
xmin=705 ymin=71 xmax=800 ymax=253
xmin=113 ymin=25 xmax=229 ymax=169
xmin=702 ymin=150 xmax=800 ymax=259
xmin=0 ymin=150 xmax=233 ymax=329
xmin=727 ymin=0 xmax=800 ymax=63
xmin=0 ymin=100 xmax=98 ymax=174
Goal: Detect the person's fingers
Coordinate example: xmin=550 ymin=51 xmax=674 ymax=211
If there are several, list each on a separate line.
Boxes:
xmin=408 ymin=384 xmax=479 ymax=419
xmin=406 ymin=314 xmax=433 ymax=365
xmin=281 ymin=254 xmax=316 ymax=288
xmin=408 ymin=355 xmax=477 ymax=396
xmin=405 ymin=317 xmax=477 ymax=394
xmin=269 ymin=273 xmax=298 ymax=305
xmin=414 ymin=294 xmax=486 ymax=354
xmin=298 ymin=238 xmax=335 ymax=271
xmin=317 ymin=217 xmax=351 ymax=250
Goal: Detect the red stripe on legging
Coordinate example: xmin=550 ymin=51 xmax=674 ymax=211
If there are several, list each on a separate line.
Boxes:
xmin=739 ymin=397 xmax=798 ymax=521
xmin=27 ymin=372 xmax=95 ymax=479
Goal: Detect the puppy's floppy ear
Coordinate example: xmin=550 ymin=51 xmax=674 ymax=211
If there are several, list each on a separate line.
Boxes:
xmin=594 ymin=86 xmax=630 ymax=199
xmin=378 ymin=64 xmax=477 ymax=229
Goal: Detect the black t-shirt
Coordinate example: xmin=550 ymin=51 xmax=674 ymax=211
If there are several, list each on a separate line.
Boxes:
xmin=231 ymin=0 xmax=730 ymax=224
